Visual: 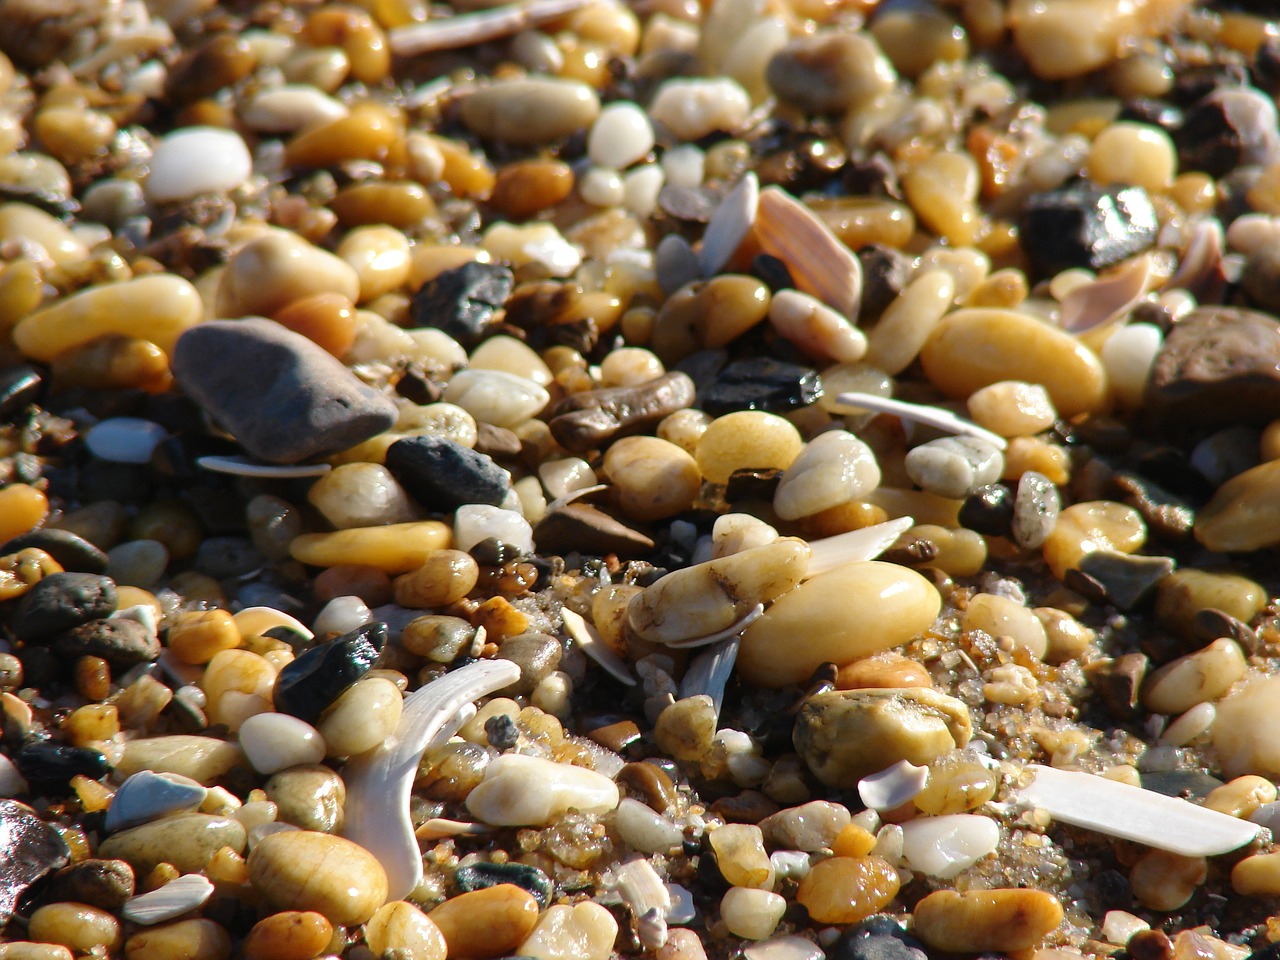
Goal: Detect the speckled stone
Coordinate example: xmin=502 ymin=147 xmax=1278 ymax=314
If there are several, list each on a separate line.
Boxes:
xmin=11 ymin=572 xmax=116 ymax=641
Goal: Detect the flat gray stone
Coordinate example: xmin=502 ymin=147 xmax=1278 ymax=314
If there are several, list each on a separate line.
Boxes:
xmin=172 ymin=318 xmax=397 ymax=464
xmin=104 ymin=771 xmax=208 ymax=833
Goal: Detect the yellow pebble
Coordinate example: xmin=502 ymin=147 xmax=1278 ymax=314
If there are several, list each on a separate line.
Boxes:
xmin=0 ymin=484 xmax=49 ymax=542
xmin=1204 ymin=775 xmax=1278 ymax=819
xmin=603 ymin=435 xmax=702 ymax=521
xmin=0 ymin=945 xmax=75 ymax=960
xmin=795 ymin=856 xmax=900 ymax=924
xmin=393 ymin=549 xmax=479 ymax=608
xmin=124 ymin=920 xmax=232 ymax=960
xmin=831 ymin=823 xmax=877 ymax=858
xmin=913 ymin=889 xmax=1064 ymax=952
xmin=290 ymin=520 xmax=451 ymax=573
xmin=248 ymin=830 xmax=388 ymax=925
xmin=695 ymin=410 xmax=803 ymax=485
xmin=241 ymin=911 xmax=333 ymax=960
xmin=1042 ymin=500 xmax=1145 ymax=580
xmin=167 ymin=609 xmax=241 ymax=665
xmin=336 ymin=224 xmax=412 ymax=302
xmin=27 ymin=903 xmax=122 ymax=955
xmin=1129 ymin=849 xmax=1206 ymax=910
xmin=365 ymin=901 xmax=447 ymax=960
xmin=0 ymin=203 xmax=88 ymax=266
xmin=428 ymin=885 xmax=540 ymax=959
xmin=1233 ymin=852 xmax=1280 ymax=897
xmin=1196 ymin=459 xmax=1280 ymax=552
xmin=1086 ymin=122 xmax=1177 ymax=193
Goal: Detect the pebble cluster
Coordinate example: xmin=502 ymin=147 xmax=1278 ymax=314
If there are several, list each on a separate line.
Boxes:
xmin=7 ymin=0 xmax=1280 ymax=959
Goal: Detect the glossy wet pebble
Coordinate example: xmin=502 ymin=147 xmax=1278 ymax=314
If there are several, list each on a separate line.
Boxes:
xmin=444 ymin=369 xmax=550 ymax=430
xmin=238 ymin=713 xmax=326 ymax=774
xmin=248 ymin=829 xmax=387 ymax=925
xmin=240 ymin=911 xmax=333 ymax=960
xmin=428 ymin=885 xmax=540 ymax=958
xmin=173 ymin=319 xmax=396 ymax=464
xmin=315 ymin=676 xmax=401 ymax=757
xmin=272 ymin=621 xmax=384 ymax=724
xmin=516 ymin=901 xmax=618 ymax=960
xmin=905 ymin=436 xmax=1003 ymax=500
xmin=795 ymin=856 xmax=900 ymax=924
xmin=104 ymin=771 xmax=207 ymax=832
xmin=364 ymin=901 xmax=446 ymax=960
xmin=454 ymin=861 xmax=553 ymax=909
xmin=912 ymin=889 xmax=1063 ymax=952
xmin=460 ymin=77 xmax=600 ymax=145
xmin=465 ymin=753 xmax=619 ymax=825
xmin=306 ymin=463 xmax=416 ymax=529
xmin=123 ymin=919 xmax=231 ymax=960
xmin=1018 ymin=181 xmax=1158 ymax=276
xmin=97 ymin=813 xmax=245 ymax=874
xmin=27 ymin=903 xmax=121 ymax=955
xmin=773 ymin=430 xmax=879 ymax=520
xmin=265 ymin=764 xmax=346 ymax=834
xmin=145 ymin=127 xmax=251 ymax=203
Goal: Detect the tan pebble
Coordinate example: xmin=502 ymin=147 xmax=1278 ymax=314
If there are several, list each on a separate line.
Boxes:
xmin=1012 ymin=0 xmax=1187 ymax=79
xmin=920 ymin=308 xmax=1108 ymax=416
xmin=97 ymin=814 xmax=246 ymax=874
xmin=332 ymin=181 xmax=433 ymax=231
xmin=27 ymin=903 xmax=122 ymax=955
xmin=0 ymin=945 xmax=75 ymax=960
xmin=1154 ymin=568 xmax=1266 ymax=641
xmin=1001 ymin=436 xmax=1070 ymax=485
xmin=14 ymin=275 xmax=202 ymax=361
xmin=837 ymin=652 xmax=933 ymax=690
xmin=335 ymin=225 xmax=412 ymax=301
xmin=167 ymin=609 xmax=240 ymax=665
xmin=428 ymin=884 xmax=540 ymax=958
xmin=1129 ymin=849 xmax=1206 ymax=910
xmin=651 ymin=276 xmax=770 ymax=361
xmin=910 ymin=524 xmax=987 ymax=577
xmin=241 ymin=910 xmax=333 ymax=960
xmin=720 ymin=887 xmax=786 ymax=940
xmin=200 ymin=648 xmax=277 ymax=731
xmin=515 ymin=901 xmax=617 ymax=960
xmin=1195 ymin=459 xmax=1280 ymax=552
xmin=967 ymin=380 xmax=1057 ymax=437
xmin=49 ymin=334 xmax=172 ymax=393
xmin=914 ymin=751 xmax=998 ymax=815
xmin=1036 ymin=608 xmax=1095 ymax=664
xmin=738 ymin=561 xmax=941 ymax=688
xmin=1204 ymin=775 xmax=1278 ymax=819
xmin=1232 ymin=852 xmax=1280 ymax=896
xmin=599 ymin=347 xmax=665 ymax=388
xmin=1087 ymin=122 xmax=1176 ymax=193
xmin=831 ymin=823 xmax=877 ymax=858
xmin=394 ymin=550 xmax=479 ymax=608
xmin=290 ymin=521 xmax=451 ymax=573
xmin=491 ymin=160 xmax=575 ymax=219
xmin=696 ymin=410 xmax=802 ymax=485
xmin=407 ymin=245 xmax=489 ymax=289
xmin=1042 ymin=500 xmax=1145 ymax=580
xmin=913 ymin=889 xmax=1063 ymax=952
xmin=284 ymin=103 xmax=401 ymax=167
xmin=307 ymin=463 xmax=418 ymax=529
xmin=0 ymin=547 xmax=62 ymax=601
xmin=655 ymin=695 xmax=718 ymax=763
xmin=217 ymin=231 xmax=360 ymax=318
xmin=317 ymin=676 xmax=402 ymax=757
xmin=1212 ymin=676 xmax=1280 ymax=778
xmin=116 ymin=735 xmax=242 ymax=785
xmin=469 ymin=336 xmax=552 ymax=385
xmin=793 ymin=687 xmax=972 ymax=788
xmin=0 ymin=203 xmax=89 ymax=266
xmin=365 ymin=901 xmax=446 ymax=960
xmin=708 ymin=823 xmax=773 ymax=888
xmin=124 ymin=919 xmax=232 ymax=960
xmin=475 ymin=596 xmax=531 ymax=642
xmin=963 ymin=593 xmax=1048 ymax=660
xmin=657 ymin=929 xmax=709 ymax=960
xmin=865 ymin=269 xmax=956 ymax=375
xmin=773 ymin=430 xmax=879 ymax=520
xmin=1141 ymin=638 xmax=1246 ymax=715
xmin=795 ymin=856 xmax=900 ymax=924
xmin=657 ymin=408 xmax=712 ymax=456
xmin=460 ymin=77 xmax=600 ymax=145
xmin=248 ymin=830 xmax=387 ymax=925
xmin=62 ymin=704 xmax=119 ymax=746
xmin=603 ymin=435 xmax=701 ymax=521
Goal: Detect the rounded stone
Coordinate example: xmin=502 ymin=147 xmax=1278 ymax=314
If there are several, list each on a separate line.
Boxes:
xmin=248 ymin=829 xmax=388 ymax=925
xmin=427 ymin=885 xmax=540 ymax=959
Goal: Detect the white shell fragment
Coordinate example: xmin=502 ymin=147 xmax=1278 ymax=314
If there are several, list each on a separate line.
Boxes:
xmin=84 ymin=417 xmax=168 ymax=464
xmin=698 ymin=171 xmax=758 ymax=278
xmin=680 ymin=637 xmax=740 ymax=721
xmin=344 ymin=659 xmax=521 ymax=900
xmin=755 ymin=186 xmax=862 ymax=320
xmin=804 ymin=517 xmax=916 ymax=578
xmin=1017 ymin=763 xmax=1263 ymax=856
xmin=122 ymin=873 xmax=215 ymax=924
xmin=900 ymin=814 xmax=1000 ymax=880
xmin=612 ymin=857 xmax=673 ymax=921
xmin=664 ymin=602 xmax=764 ymax=649
xmin=197 ymin=455 xmax=333 ymax=478
xmin=832 ymin=391 xmax=1009 ymax=451
xmin=561 ymin=606 xmax=636 ymax=687
xmin=858 ymin=759 xmax=928 ymax=811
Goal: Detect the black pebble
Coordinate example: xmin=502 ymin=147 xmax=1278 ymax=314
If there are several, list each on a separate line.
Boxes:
xmin=751 ymin=253 xmax=795 ymax=292
xmin=454 ymin=861 xmax=553 ymax=909
xmin=958 ymin=483 xmax=1015 ymax=537
xmin=386 ymin=436 xmax=511 ymax=512
xmin=10 ymin=573 xmax=117 ymax=642
xmin=1176 ymin=87 xmax=1278 ymax=178
xmin=54 ymin=617 xmax=160 ymax=666
xmin=700 ymin=357 xmax=822 ymax=415
xmin=273 ymin=621 xmax=387 ymax=724
xmin=410 ymin=261 xmax=514 ymax=349
xmin=15 ymin=741 xmax=111 ymax=786
xmin=1018 ymin=181 xmax=1158 ymax=277
xmin=469 ymin=537 xmax=522 ymax=565
xmin=484 ymin=713 xmax=520 ymax=751
xmin=0 ymin=529 xmax=109 ymax=573
xmin=858 ymin=244 xmax=914 ymax=319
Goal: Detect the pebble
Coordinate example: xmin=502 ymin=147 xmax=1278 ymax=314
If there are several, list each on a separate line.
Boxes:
xmin=240 ymin=85 xmax=347 ymax=133
xmin=115 ymin=735 xmax=242 ymax=786
xmin=760 ymin=801 xmax=851 ymax=852
xmin=742 ymin=936 xmax=823 ymax=960
xmin=695 ymin=410 xmax=803 ymax=486
xmin=217 ymin=231 xmax=359 ymax=320
xmin=26 ymin=902 xmax=122 ymax=955
xmin=0 ymin=800 xmax=71 ymax=924
xmin=1018 ymin=181 xmax=1158 ymax=277
xmin=613 ymin=797 xmax=684 ymax=853
xmin=15 ymin=742 xmax=110 ymax=786
xmin=460 ymin=76 xmax=600 ymax=145
xmin=104 ymin=771 xmax=207 ymax=832
xmin=920 ymin=308 xmax=1109 ymax=417
xmin=265 ymin=764 xmax=345 ymax=834
xmin=386 ymin=435 xmax=511 ymax=510
xmin=899 ymin=814 xmax=999 ymax=879
xmin=865 ymin=269 xmax=956 ymax=375
xmin=240 ymin=912 xmax=333 ymax=960
xmin=465 ymin=753 xmax=620 ymax=825
xmin=84 ymin=418 xmax=168 ymax=464
xmin=1212 ymin=676 xmax=1280 ymax=779
xmin=766 ymin=33 xmax=895 ymax=114
xmin=773 ymin=430 xmax=880 ymax=520
xmin=588 ymin=101 xmax=654 ymax=169
xmin=829 ymin=918 xmax=925 ymax=960
xmin=795 ymin=856 xmax=900 ymax=924
xmin=1012 ymin=471 xmax=1062 ymax=550
xmin=365 ymin=901 xmax=447 ymax=960
xmin=42 ymin=860 xmax=134 ymax=912
xmin=248 ymin=829 xmax=387 ymax=925
xmin=1 ymin=529 xmax=108 ymax=574
xmin=428 ymin=884 xmax=540 ymax=958
xmin=121 ymin=873 xmax=214 ymax=924
xmin=1177 ymin=86 xmax=1280 ymax=178
xmin=768 ymin=288 xmax=868 ymax=363
xmin=173 ymin=319 xmax=396 ymax=464
xmin=97 ymin=813 xmax=246 ymax=874
xmin=455 ymin=862 xmax=553 ymax=909
xmin=701 ymin=358 xmax=822 ymax=416
xmin=649 ymin=78 xmax=751 ymax=141
xmin=913 ymin=888 xmax=1063 ymax=952
xmin=444 ymin=369 xmax=550 ymax=430
xmin=145 ymin=127 xmax=251 ymax=203
xmin=967 ymin=381 xmax=1057 ymax=438
xmin=311 ymin=676 xmax=398 ymax=756
xmin=55 ymin=616 xmax=159 ymax=666
xmin=548 ymin=371 xmax=696 ymax=452
xmin=238 ymin=712 xmax=326 ymax=774
xmin=516 ymin=901 xmax=618 ymax=960
xmin=698 ymin=172 xmax=757 ymax=278
xmin=737 ymin=561 xmax=942 ymax=688
xmin=963 ymin=592 xmax=1048 ymax=660
xmin=305 ymin=463 xmax=415 ymax=529
xmin=722 ymin=887 xmax=786 ymax=940
xmin=1155 ymin=568 xmax=1266 ymax=642
xmin=793 ymin=688 xmax=972 ymax=788
xmin=602 ymin=436 xmax=701 ymax=521
xmin=11 ymin=572 xmax=116 ymax=641
xmin=410 ymin=261 xmax=514 ymax=349
xmin=272 ymin=621 xmax=385 ymax=724
xmin=122 ymin=919 xmax=231 ymax=960
xmin=1075 ymin=550 xmax=1175 ymax=610
xmin=1129 ymin=849 xmax=1206 ymax=910
xmin=289 ymin=520 xmax=451 ymax=572
xmin=905 ymin=435 xmax=1004 ymax=500
xmin=454 ymin=504 xmax=534 ymax=555
xmin=859 ymin=760 xmax=928 ymax=811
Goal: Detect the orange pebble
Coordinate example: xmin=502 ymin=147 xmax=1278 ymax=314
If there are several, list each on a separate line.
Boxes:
xmin=0 ymin=484 xmax=48 ymax=542
xmin=274 ymin=293 xmax=358 ymax=357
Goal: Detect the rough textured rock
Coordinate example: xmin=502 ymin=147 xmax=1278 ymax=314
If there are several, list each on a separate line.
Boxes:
xmin=385 ymin=436 xmax=511 ymax=511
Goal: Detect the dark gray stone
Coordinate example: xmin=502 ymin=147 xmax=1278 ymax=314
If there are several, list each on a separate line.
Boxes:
xmin=41 ymin=859 xmax=135 ymax=911
xmin=409 ymin=260 xmax=513 ymax=349
xmin=701 ymin=357 xmax=822 ymax=415
xmin=385 ymin=436 xmax=511 ymax=511
xmin=1019 ymin=182 xmax=1158 ymax=278
xmin=10 ymin=572 xmax=117 ymax=642
xmin=273 ymin=621 xmax=386 ymax=724
xmin=454 ymin=861 xmax=553 ymax=909
xmin=0 ymin=799 xmax=71 ymax=925
xmin=172 ymin=318 xmax=397 ymax=465
xmin=1 ymin=529 xmax=108 ymax=573
xmin=55 ymin=617 xmax=160 ymax=666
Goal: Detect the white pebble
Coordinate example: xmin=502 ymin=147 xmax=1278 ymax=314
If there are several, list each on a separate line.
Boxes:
xmin=483 ymin=222 xmax=581 ymax=276
xmin=0 ymin=753 xmax=28 ymax=797
xmin=540 ymin=457 xmax=597 ymax=499
xmin=1101 ymin=322 xmax=1163 ymax=409
xmin=649 ymin=77 xmax=751 ymax=141
xmin=84 ymin=417 xmax=169 ymax=464
xmin=588 ymin=101 xmax=655 ymax=168
xmin=580 ymin=166 xmax=626 ymax=207
xmin=1102 ymin=910 xmax=1150 ymax=946
xmin=237 ymin=712 xmax=326 ymax=774
xmin=769 ymin=289 xmax=867 ymax=364
xmin=453 ymin=503 xmax=534 ymax=554
xmin=742 ymin=935 xmax=826 ymax=960
xmin=122 ymin=874 xmax=214 ymax=925
xmin=904 ymin=435 xmax=1004 ymax=499
xmin=623 ymin=164 xmax=665 ymax=218
xmin=721 ymin=888 xmax=786 ymax=940
xmin=858 ymin=759 xmax=928 ymax=811
xmin=899 ymin=814 xmax=1000 ymax=879
xmin=312 ymin=596 xmax=373 ymax=638
xmin=662 ymin=144 xmax=705 ymax=188
xmin=240 ymin=84 xmax=348 ymax=133
xmin=773 ymin=430 xmax=880 ymax=520
xmin=1160 ymin=701 xmax=1216 ymax=747
xmin=146 ymin=127 xmax=252 ymax=203
xmin=613 ymin=798 xmax=683 ymax=853
xmin=444 ymin=369 xmax=550 ymax=429
xmin=466 ymin=753 xmax=619 ymax=826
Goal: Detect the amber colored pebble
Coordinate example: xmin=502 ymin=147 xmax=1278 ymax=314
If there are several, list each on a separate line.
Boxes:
xmin=836 ymin=653 xmax=934 ymax=690
xmin=284 ymin=103 xmax=401 ymax=168
xmin=490 ymin=160 xmax=575 ymax=219
xmin=0 ymin=484 xmax=48 ymax=542
xmin=241 ymin=911 xmax=333 ymax=960
xmin=794 ymin=856 xmax=900 ymax=924
xmin=912 ymin=889 xmax=1064 ymax=953
xmin=330 ymin=181 xmax=435 ymax=228
xmin=799 ymin=500 xmax=891 ymax=538
xmin=0 ymin=259 xmax=45 ymax=332
xmin=433 ymin=136 xmax=496 ymax=200
xmin=289 ymin=521 xmax=451 ymax=574
xmin=73 ymin=657 xmax=111 ymax=702
xmin=124 ymin=919 xmax=232 ymax=960
xmin=0 ymin=943 xmax=75 ymax=960
xmin=50 ymin=335 xmax=172 ymax=393
xmin=303 ymin=7 xmax=390 ymax=85
xmin=365 ymin=901 xmax=447 ymax=960
xmin=165 ymin=34 xmax=256 ymax=103
xmin=393 ymin=550 xmax=479 ymax=608
xmin=427 ymin=884 xmax=540 ymax=959
xmin=830 ymin=823 xmax=877 ymax=858
xmin=474 ymin=595 xmax=530 ymax=641
xmin=167 ymin=609 xmax=241 ymax=665
xmin=313 ymin=564 xmax=393 ymax=605
xmin=27 ymin=903 xmax=122 ymax=954
xmin=274 ymin=293 xmax=358 ymax=357
xmin=0 ymin=548 xmax=61 ymax=601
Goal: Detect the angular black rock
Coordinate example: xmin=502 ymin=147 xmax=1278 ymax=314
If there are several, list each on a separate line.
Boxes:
xmin=409 ymin=260 xmax=514 ymax=349
xmin=1 ymin=529 xmax=109 ymax=573
xmin=15 ymin=741 xmax=111 ymax=786
xmin=385 ymin=436 xmax=511 ymax=511
xmin=1018 ymin=181 xmax=1158 ymax=278
xmin=273 ymin=621 xmax=387 ymax=724
xmin=172 ymin=318 xmax=398 ymax=465
xmin=54 ymin=617 xmax=161 ymax=666
xmin=454 ymin=861 xmax=553 ymax=909
xmin=0 ymin=799 xmax=71 ymax=924
xmin=700 ymin=357 xmax=822 ymax=415
xmin=10 ymin=572 xmax=117 ymax=642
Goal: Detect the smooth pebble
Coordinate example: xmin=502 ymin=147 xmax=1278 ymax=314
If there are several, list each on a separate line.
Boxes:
xmin=238 ymin=713 xmax=326 ymax=774
xmin=146 ymin=127 xmax=252 ymax=203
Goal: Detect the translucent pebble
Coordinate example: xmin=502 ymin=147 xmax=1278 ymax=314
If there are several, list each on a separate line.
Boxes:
xmin=443 ymin=369 xmax=550 ymax=429
xmin=649 ymin=77 xmax=751 ymax=141
xmin=899 ymin=814 xmax=1000 ymax=879
xmin=307 ymin=463 xmax=418 ymax=529
xmin=662 ymin=145 xmax=705 ymax=188
xmin=146 ymin=127 xmax=252 ymax=203
xmin=453 ymin=504 xmax=534 ymax=554
xmin=468 ymin=336 xmax=553 ymax=386
xmin=768 ymin=289 xmax=867 ymax=364
xmin=905 ymin=436 xmax=1004 ymax=499
xmin=588 ymin=102 xmax=655 ymax=169
xmin=712 ymin=513 xmax=779 ymax=558
xmin=1101 ymin=323 xmax=1162 ymax=409
xmin=696 ymin=410 xmax=803 ymax=485
xmin=1086 ymin=122 xmax=1177 ymax=193
xmin=966 ymin=381 xmax=1057 ymax=437
xmin=773 ymin=430 xmax=881 ymax=520
xmin=516 ymin=902 xmax=617 ymax=960
xmin=238 ymin=713 xmax=326 ymax=775
xmin=865 ymin=269 xmax=957 ymax=375
xmin=580 ymin=166 xmax=625 ymax=207
xmin=482 ymin=222 xmax=581 ymax=276
xmin=312 ymin=596 xmax=372 ymax=637
xmin=240 ymin=85 xmax=348 ymax=133
xmin=317 ymin=676 xmax=403 ymax=757
xmin=613 ymin=798 xmax=684 ymax=853
xmin=623 ymin=164 xmax=665 ymax=218
xmin=741 ymin=935 xmax=825 ymax=960
xmin=963 ymin=593 xmax=1048 ymax=660
xmin=721 ymin=888 xmax=786 ymax=940
xmin=466 ymin=754 xmax=620 ymax=826
xmin=84 ymin=417 xmax=168 ymax=464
